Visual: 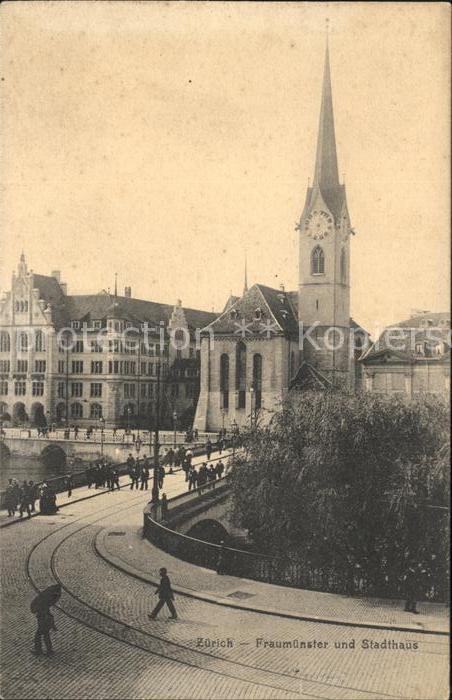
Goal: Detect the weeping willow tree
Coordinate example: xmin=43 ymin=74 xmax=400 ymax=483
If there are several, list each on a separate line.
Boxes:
xmin=230 ymin=391 xmax=449 ymax=598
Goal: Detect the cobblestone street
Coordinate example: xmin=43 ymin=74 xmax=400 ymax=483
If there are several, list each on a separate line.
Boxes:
xmin=0 ymin=467 xmax=449 ymax=700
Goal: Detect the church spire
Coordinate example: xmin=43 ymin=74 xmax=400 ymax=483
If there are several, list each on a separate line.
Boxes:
xmin=313 ymin=36 xmax=340 ymax=189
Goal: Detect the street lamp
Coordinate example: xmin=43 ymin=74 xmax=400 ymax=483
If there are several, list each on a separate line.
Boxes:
xmin=231 ymin=419 xmax=238 ymax=462
xmin=99 ymin=416 xmax=105 ymax=457
xmin=173 ymin=410 xmax=177 ymax=448
xmin=221 ymin=408 xmax=225 ymax=434
xmin=151 ymin=362 xmax=161 ymax=503
xmin=249 ymin=386 xmax=255 ymax=428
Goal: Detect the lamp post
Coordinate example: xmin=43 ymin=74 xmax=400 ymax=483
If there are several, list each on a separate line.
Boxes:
xmin=221 ymin=408 xmax=225 ymax=434
xmin=173 ymin=410 xmax=177 ymax=448
xmin=126 ymin=405 xmax=131 ymax=432
xmin=231 ymin=419 xmax=238 ymax=462
xmin=249 ymin=386 xmax=255 ymax=428
xmin=151 ymin=362 xmax=161 ymax=503
xmin=99 ymin=416 xmax=105 ymax=457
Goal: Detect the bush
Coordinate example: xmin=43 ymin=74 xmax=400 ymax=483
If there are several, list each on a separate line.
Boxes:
xmin=230 ymin=392 xmax=449 ymax=598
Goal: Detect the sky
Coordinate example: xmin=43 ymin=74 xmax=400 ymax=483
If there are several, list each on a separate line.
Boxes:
xmin=0 ymin=2 xmax=450 ymax=336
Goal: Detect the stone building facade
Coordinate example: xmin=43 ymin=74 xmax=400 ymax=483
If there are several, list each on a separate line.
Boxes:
xmin=194 ymin=41 xmax=368 ymax=432
xmin=360 ymin=312 xmax=450 ymax=398
xmin=0 ymin=255 xmax=216 ymax=428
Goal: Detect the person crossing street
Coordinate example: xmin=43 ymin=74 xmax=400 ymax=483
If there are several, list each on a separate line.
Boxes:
xmin=148 ymin=568 xmax=177 ymax=620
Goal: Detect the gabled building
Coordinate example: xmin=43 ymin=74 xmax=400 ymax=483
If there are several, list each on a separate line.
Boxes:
xmin=360 ymin=313 xmax=450 ymax=397
xmin=0 ymin=255 xmax=217 ymax=428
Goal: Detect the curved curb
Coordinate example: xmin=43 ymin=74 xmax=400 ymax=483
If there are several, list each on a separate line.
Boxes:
xmin=94 ymin=528 xmax=448 ymax=637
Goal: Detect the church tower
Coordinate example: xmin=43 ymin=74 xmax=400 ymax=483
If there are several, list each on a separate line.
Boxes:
xmin=297 ymin=39 xmax=352 ymax=387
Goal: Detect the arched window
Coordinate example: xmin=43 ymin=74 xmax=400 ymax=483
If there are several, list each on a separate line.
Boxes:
xmin=19 ymin=332 xmax=28 ymax=352
xmin=311 ymin=246 xmax=325 ymax=275
xmin=35 ymin=330 xmax=45 ymax=352
xmin=0 ymin=331 xmax=10 ymax=352
xmin=56 ymin=403 xmax=66 ymax=421
xmin=235 ymin=341 xmax=246 ymax=409
xmin=340 ymin=248 xmax=346 ymax=283
xmin=252 ymin=353 xmax=262 ymax=410
xmin=90 ymin=403 xmax=102 ymax=419
xmin=71 ymin=402 xmax=83 ymax=418
xmin=220 ymin=353 xmax=229 ymax=409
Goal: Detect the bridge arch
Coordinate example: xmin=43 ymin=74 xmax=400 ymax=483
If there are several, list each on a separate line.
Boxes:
xmin=40 ymin=444 xmax=67 ymax=469
xmin=186 ymin=519 xmax=230 ymax=545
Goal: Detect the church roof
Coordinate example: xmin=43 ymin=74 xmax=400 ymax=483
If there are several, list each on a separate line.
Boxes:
xmin=203 ymin=283 xmax=299 ymax=337
xmin=289 ymin=361 xmax=333 ymax=391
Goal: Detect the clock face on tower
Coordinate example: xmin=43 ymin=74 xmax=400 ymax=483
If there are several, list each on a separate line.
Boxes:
xmin=304 ymin=210 xmax=334 ymax=240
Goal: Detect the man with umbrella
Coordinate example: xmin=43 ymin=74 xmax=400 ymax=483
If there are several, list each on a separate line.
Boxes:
xmin=31 ymin=584 xmax=61 ymax=656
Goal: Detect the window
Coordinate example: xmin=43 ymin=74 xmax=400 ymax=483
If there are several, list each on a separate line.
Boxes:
xmin=311 ymin=246 xmax=325 ymax=275
xmin=90 ymin=403 xmax=102 ymax=419
xmin=71 ymin=402 xmax=83 ymax=418
xmin=17 ymin=360 xmax=28 ymax=373
xmin=252 ymin=354 xmax=263 ymax=409
xmin=220 ymin=353 xmax=229 ymax=410
xmin=71 ymin=321 xmax=80 ymax=329
xmin=0 ymin=360 xmax=10 ymax=373
xmin=93 ymin=321 xmax=102 ymax=329
xmin=32 ymin=381 xmax=44 ymax=396
xmin=58 ymin=360 xmax=65 ymax=374
xmin=19 ymin=332 xmax=28 ymax=352
xmin=171 ymin=384 xmax=179 ymax=398
xmin=57 ymin=382 xmax=65 ymax=398
xmin=124 ymin=383 xmax=136 ymax=398
xmin=71 ymin=382 xmax=83 ymax=397
xmin=90 ymin=340 xmax=103 ymax=353
xmin=0 ymin=331 xmax=10 ymax=352
xmin=73 ymin=340 xmax=84 ymax=353
xmin=140 ymin=383 xmax=147 ymax=398
xmin=254 ymin=308 xmax=262 ymax=321
xmin=235 ymin=341 xmax=246 ymax=409
xmin=72 ymin=361 xmax=83 ymax=374
xmin=0 ymin=381 xmax=8 ymax=395
xmin=340 ymin=248 xmax=346 ymax=283
xmin=91 ymin=361 xmax=103 ymax=374
xmin=35 ymin=330 xmax=45 ymax=352
xmin=15 ymin=381 xmax=26 ymax=396
xmin=34 ymin=360 xmax=46 ymax=373
xmin=90 ymin=383 xmax=102 ymax=397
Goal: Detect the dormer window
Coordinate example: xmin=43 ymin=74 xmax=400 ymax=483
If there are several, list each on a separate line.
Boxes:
xmin=254 ymin=307 xmax=262 ymax=321
xmin=230 ymin=309 xmax=238 ymax=320
xmin=415 ymin=342 xmax=424 ymax=355
xmin=277 ymin=294 xmax=285 ymax=304
xmin=71 ymin=321 xmax=80 ymax=330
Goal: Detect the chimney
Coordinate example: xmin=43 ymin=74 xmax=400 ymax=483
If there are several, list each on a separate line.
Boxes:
xmin=124 ymin=286 xmax=132 ymax=298
xmin=51 ymin=270 xmax=61 ymax=283
xmin=60 ymin=282 xmax=67 ymax=295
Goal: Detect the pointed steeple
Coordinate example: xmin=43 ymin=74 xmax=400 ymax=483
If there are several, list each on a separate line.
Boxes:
xmin=313 ymin=38 xmax=340 ymax=189
xmin=114 ymin=272 xmax=118 ymax=298
xmin=243 ymin=254 xmax=248 ymax=296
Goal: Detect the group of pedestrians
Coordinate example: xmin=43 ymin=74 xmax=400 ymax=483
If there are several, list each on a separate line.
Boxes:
xmin=4 ymin=478 xmax=58 ymax=518
xmin=187 ymin=460 xmax=225 ymax=491
xmin=85 ymin=461 xmax=120 ymax=491
xmin=126 ymin=454 xmax=165 ymax=491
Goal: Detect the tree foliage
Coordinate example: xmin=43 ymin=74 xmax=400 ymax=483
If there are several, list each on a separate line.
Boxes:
xmin=230 ymin=391 xmax=449 ymax=598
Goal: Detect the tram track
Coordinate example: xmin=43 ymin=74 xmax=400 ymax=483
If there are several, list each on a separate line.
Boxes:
xmin=23 ymin=492 xmax=415 ymax=700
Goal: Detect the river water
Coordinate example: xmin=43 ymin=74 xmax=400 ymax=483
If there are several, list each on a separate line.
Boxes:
xmin=0 ymin=453 xmax=71 ymax=489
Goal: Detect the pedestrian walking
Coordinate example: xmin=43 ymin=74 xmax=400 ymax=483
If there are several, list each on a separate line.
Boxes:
xmin=31 ymin=584 xmax=61 ymax=656
xmin=111 ymin=468 xmax=120 ymax=490
xmin=140 ymin=460 xmax=150 ymax=490
xmin=64 ymin=473 xmax=73 ymax=498
xmin=19 ymin=480 xmax=32 ymax=519
xmin=216 ymin=460 xmax=225 ymax=479
xmin=188 ymin=466 xmax=198 ymax=491
xmin=158 ymin=465 xmax=165 ymax=489
xmin=403 ymin=562 xmax=422 ymax=614
xmin=148 ymin=568 xmax=177 ymax=620
xmin=4 ymin=479 xmax=17 ymax=516
xmin=205 ymin=439 xmax=212 ymax=461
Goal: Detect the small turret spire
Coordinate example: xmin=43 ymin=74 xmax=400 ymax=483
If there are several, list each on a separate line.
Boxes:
xmin=243 ymin=253 xmax=248 ymax=295
xmin=114 ymin=272 xmax=118 ymax=298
